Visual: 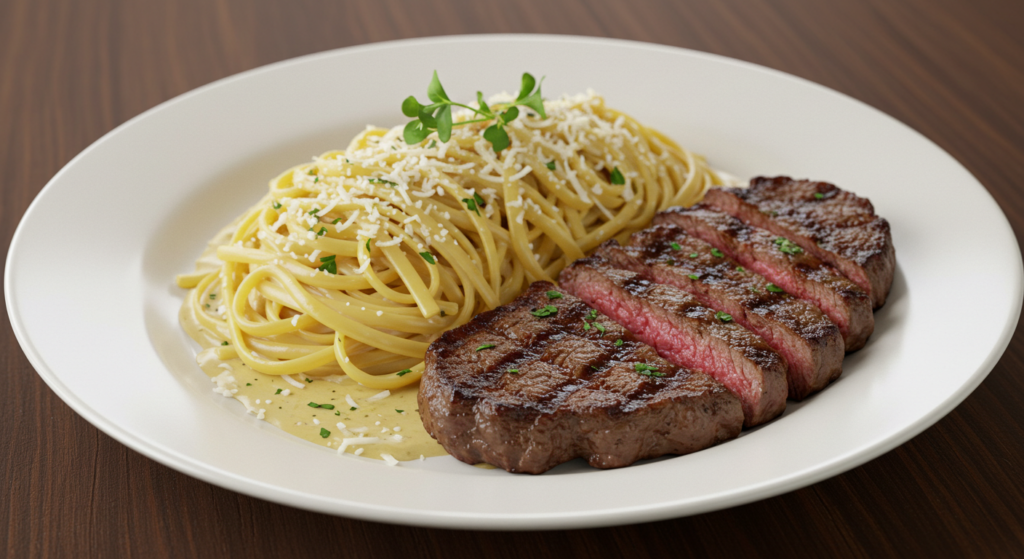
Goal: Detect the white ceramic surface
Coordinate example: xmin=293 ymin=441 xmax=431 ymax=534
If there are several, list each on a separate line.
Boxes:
xmin=6 ymin=35 xmax=1022 ymax=530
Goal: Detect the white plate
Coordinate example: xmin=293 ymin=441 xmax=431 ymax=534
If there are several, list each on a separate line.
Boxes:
xmin=7 ymin=35 xmax=1022 ymax=530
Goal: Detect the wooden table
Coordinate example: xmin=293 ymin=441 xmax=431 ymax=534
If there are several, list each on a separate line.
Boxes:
xmin=3 ymin=0 xmax=1023 ymax=556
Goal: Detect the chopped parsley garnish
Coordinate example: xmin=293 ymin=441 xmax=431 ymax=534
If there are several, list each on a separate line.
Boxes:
xmin=688 ymin=274 xmax=700 ymax=280
xmin=275 ymin=389 xmax=282 ymax=394
xmin=473 ymin=192 xmax=486 ymax=207
xmin=583 ymin=321 xmax=591 ymax=331
xmin=774 ymin=237 xmax=804 ymax=255
xmin=350 ymin=406 xmax=357 ymax=411
xmin=419 ymin=252 xmax=436 ymax=264
xmin=634 ymin=363 xmax=665 ymax=377
xmin=367 ymin=178 xmax=398 ymax=187
xmin=475 ymin=343 xmax=496 ymax=351
xmin=508 ymin=369 xmax=519 ymax=374
xmin=318 ymin=254 xmax=337 ymax=274
xmin=588 ymin=309 xmax=598 ymax=320
xmin=715 ymin=311 xmax=734 ymax=323
xmin=314 ymin=177 xmax=319 ymax=183
xmin=305 ymin=378 xmax=313 ymax=383
xmin=335 ymin=411 xmax=340 ymax=416
xmin=396 ymin=409 xmax=404 ymax=413
xmin=614 ymin=339 xmax=623 ymax=347
xmin=461 ymin=197 xmax=481 ymax=216
xmin=545 ymin=160 xmax=556 ymax=170
xmin=670 ymin=242 xmax=682 ymax=251
xmin=766 ymin=283 xmax=785 ymax=293
xmin=316 ymin=227 xmax=327 ymax=237
xmin=590 ymin=365 xmax=599 ymax=370
xmin=332 ymin=217 xmax=342 ymax=224
xmin=308 ymin=208 xmax=320 ymax=215
xmin=530 ymin=305 xmax=558 ymax=318
xmin=814 ymin=192 xmax=824 ymax=199
xmin=246 ymin=383 xmax=251 ymax=386
xmin=272 ymin=201 xmax=282 ymax=210
xmin=546 ymin=290 xmax=563 ymax=299
xmin=210 ymin=294 xmax=216 ymax=299
xmin=307 ymin=169 xmax=317 ymax=175
xmin=610 ymin=167 xmax=625 ymax=185
xmin=736 ymin=266 xmax=746 ymax=272
xmin=221 ymin=341 xmax=229 ymax=346
xmin=689 ymin=253 xmax=698 ymax=258
xmin=396 ymin=369 xmax=412 ymax=377
xmin=594 ymin=322 xmax=606 ymax=335
xmin=320 ymin=404 xmax=335 ymax=410
xmin=711 ymin=248 xmax=724 ymax=258
xmin=319 ymin=428 xmax=330 ymax=438
xmin=365 ymin=238 xmax=372 ymax=253
xmin=308 ymin=402 xmax=321 ymax=408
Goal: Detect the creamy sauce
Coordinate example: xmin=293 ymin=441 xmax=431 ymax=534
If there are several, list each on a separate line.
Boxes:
xmin=178 ymin=222 xmax=445 ymax=462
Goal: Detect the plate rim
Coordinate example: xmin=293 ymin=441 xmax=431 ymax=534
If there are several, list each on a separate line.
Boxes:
xmin=7 ymin=33 xmax=1023 ymax=530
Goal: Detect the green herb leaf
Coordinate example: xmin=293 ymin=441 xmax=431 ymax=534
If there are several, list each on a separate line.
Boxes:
xmin=427 ymin=70 xmax=450 ymax=102
xmin=594 ymin=322 xmax=606 ymax=335
xmin=483 ymin=124 xmax=510 ymax=152
xmin=332 ymin=217 xmax=342 ymax=224
xmin=634 ymin=363 xmax=665 ymax=377
xmin=367 ymin=178 xmax=398 ymax=186
xmin=518 ymin=73 xmax=536 ymax=101
xmin=314 ymin=177 xmax=319 ymax=183
xmin=308 ymin=208 xmax=319 ymax=215
xmin=583 ymin=321 xmax=591 ymax=331
xmin=715 ymin=311 xmax=733 ymax=323
xmin=436 ymin=104 xmax=453 ymax=142
xmin=308 ymin=402 xmax=320 ymax=408
xmin=689 ymin=253 xmax=698 ymax=258
xmin=317 ymin=254 xmax=337 ymax=274
xmin=475 ymin=343 xmax=496 ymax=351
xmin=350 ymin=406 xmax=357 ymax=411
xmin=396 ymin=369 xmax=412 ymax=377
xmin=508 ymin=369 xmax=519 ymax=374
xmin=401 ymin=95 xmax=422 ymax=117
xmin=750 ymin=286 xmax=761 ymax=294
xmin=814 ymin=192 xmax=824 ymax=199
xmin=766 ymin=283 xmax=785 ymax=293
xmin=670 ymin=242 xmax=682 ymax=251
xmin=246 ymin=383 xmax=251 ymax=386
xmin=461 ymin=197 xmax=480 ymax=216
xmin=736 ymin=266 xmax=745 ymax=272
xmin=221 ymin=341 xmax=229 ymax=346
xmin=396 ymin=409 xmax=405 ymax=413
xmin=275 ymin=389 xmax=282 ymax=394
xmin=614 ymin=339 xmax=623 ymax=347
xmin=530 ymin=305 xmax=558 ymax=318
xmin=610 ymin=167 xmax=625 ymax=185
xmin=305 ymin=378 xmax=313 ymax=383
xmin=320 ymin=404 xmax=335 ymax=410
xmin=774 ymin=237 xmax=804 ymax=255
xmin=545 ymin=160 xmax=556 ymax=170
xmin=688 ymin=274 xmax=700 ymax=280
xmin=319 ymin=428 xmax=330 ymax=439
xmin=473 ymin=191 xmax=485 ymax=207
xmin=588 ymin=309 xmax=598 ymax=320
xmin=317 ymin=227 xmax=327 ymax=237
xmin=272 ymin=201 xmax=282 ymax=210
xmin=546 ymin=290 xmax=563 ymax=299
xmin=711 ymin=248 xmax=724 ymax=258
xmin=499 ymin=106 xmax=519 ymax=125
xmin=476 ymin=91 xmax=492 ymax=116
xmin=365 ymin=238 xmax=372 ymax=253
xmin=335 ymin=411 xmax=340 ymax=415
xmin=420 ymin=252 xmax=436 ymax=264
xmin=403 ymin=120 xmax=430 ymax=144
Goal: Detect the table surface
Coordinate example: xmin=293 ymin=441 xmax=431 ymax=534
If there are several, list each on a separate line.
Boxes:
xmin=4 ymin=0 xmax=1024 ymax=556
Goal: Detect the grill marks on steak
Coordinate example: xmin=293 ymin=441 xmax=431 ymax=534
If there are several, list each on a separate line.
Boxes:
xmin=559 ymin=257 xmax=787 ymax=427
xmin=703 ymin=176 xmax=895 ymax=309
xmin=597 ymin=224 xmax=844 ymax=400
xmin=419 ymin=282 xmax=743 ymax=474
xmin=656 ymin=205 xmax=874 ymax=351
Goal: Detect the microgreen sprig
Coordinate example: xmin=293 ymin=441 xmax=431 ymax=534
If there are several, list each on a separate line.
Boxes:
xmin=401 ymin=71 xmax=547 ymax=152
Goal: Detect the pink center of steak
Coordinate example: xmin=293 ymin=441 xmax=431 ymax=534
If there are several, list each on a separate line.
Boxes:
xmin=568 ymin=277 xmax=757 ymax=412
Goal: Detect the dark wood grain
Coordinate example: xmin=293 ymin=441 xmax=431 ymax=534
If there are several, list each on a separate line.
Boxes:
xmin=3 ymin=0 xmax=1024 ymax=557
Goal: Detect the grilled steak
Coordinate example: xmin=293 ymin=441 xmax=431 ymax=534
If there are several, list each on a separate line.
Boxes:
xmin=419 ymin=282 xmax=743 ymax=474
xmin=560 ymin=256 xmax=787 ymax=427
xmin=656 ymin=205 xmax=874 ymax=351
xmin=597 ymin=224 xmax=844 ymax=400
xmin=702 ymin=177 xmax=895 ymax=309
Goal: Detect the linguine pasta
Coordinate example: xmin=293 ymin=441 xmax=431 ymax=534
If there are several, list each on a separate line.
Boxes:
xmin=177 ymin=92 xmax=720 ymax=391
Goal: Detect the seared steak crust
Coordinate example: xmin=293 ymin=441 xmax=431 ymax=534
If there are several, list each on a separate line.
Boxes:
xmin=703 ymin=177 xmax=895 ymax=309
xmin=656 ymin=205 xmax=874 ymax=351
xmin=560 ymin=256 xmax=787 ymax=427
xmin=597 ymin=224 xmax=844 ymax=400
xmin=419 ymin=282 xmax=743 ymax=474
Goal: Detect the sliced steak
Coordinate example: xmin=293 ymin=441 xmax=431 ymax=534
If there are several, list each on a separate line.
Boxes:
xmin=597 ymin=224 xmax=844 ymax=400
xmin=419 ymin=282 xmax=743 ymax=474
xmin=702 ymin=176 xmax=895 ymax=309
xmin=656 ymin=205 xmax=874 ymax=351
xmin=560 ymin=257 xmax=787 ymax=427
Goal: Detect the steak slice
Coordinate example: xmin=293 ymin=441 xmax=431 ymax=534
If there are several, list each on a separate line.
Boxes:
xmin=597 ymin=224 xmax=844 ymax=400
xmin=702 ymin=176 xmax=895 ymax=309
xmin=656 ymin=205 xmax=874 ymax=351
xmin=419 ymin=282 xmax=743 ymax=474
xmin=560 ymin=256 xmax=787 ymax=427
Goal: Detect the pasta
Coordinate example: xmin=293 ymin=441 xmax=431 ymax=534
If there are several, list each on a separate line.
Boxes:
xmin=177 ymin=92 xmax=721 ymax=390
